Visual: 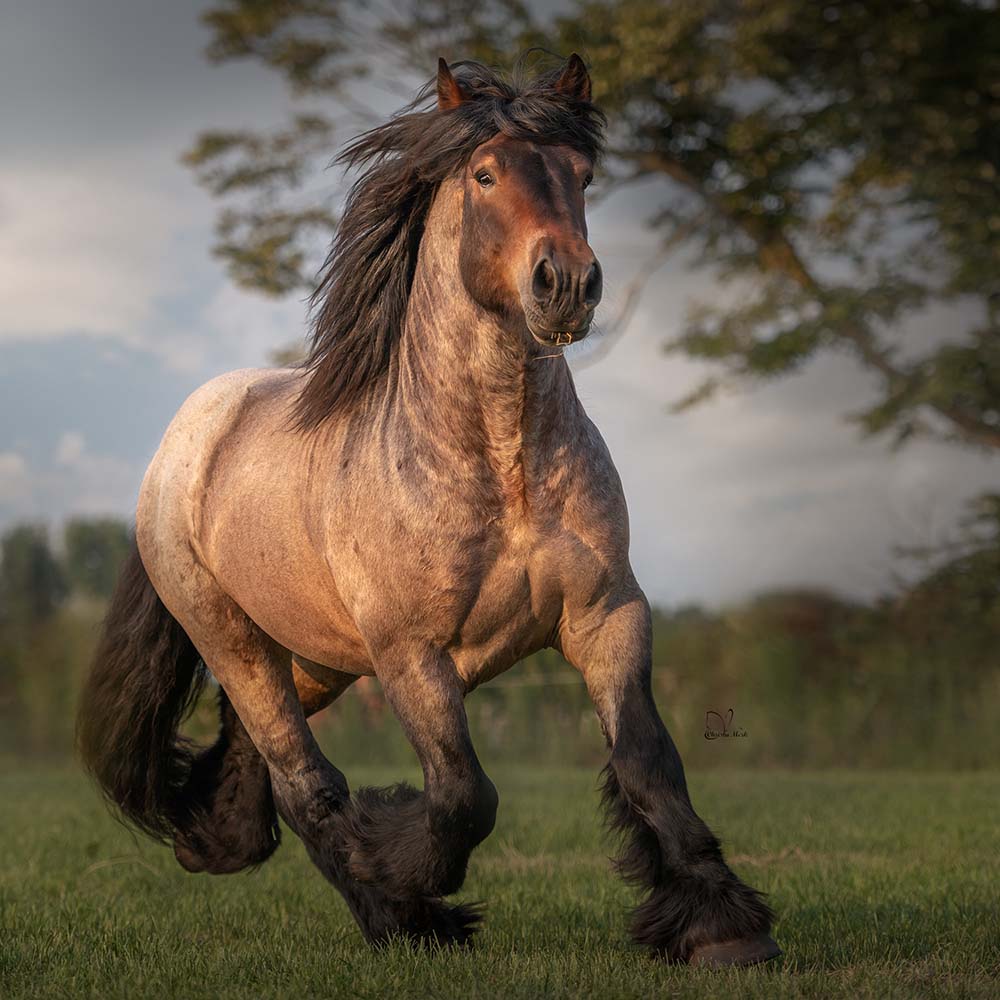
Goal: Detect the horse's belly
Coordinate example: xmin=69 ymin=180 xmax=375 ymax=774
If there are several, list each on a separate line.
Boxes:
xmin=205 ymin=508 xmax=375 ymax=675
xmin=230 ymin=578 xmax=375 ymax=675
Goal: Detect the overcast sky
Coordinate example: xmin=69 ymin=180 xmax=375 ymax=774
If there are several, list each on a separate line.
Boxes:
xmin=1 ymin=0 xmax=995 ymax=606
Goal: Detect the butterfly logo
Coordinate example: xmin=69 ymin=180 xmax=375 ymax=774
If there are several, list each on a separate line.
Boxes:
xmin=704 ymin=708 xmax=747 ymax=740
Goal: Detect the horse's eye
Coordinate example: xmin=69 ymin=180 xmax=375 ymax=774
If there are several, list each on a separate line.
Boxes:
xmin=583 ymin=173 xmax=594 ymax=190
xmin=475 ymin=171 xmax=494 ymax=188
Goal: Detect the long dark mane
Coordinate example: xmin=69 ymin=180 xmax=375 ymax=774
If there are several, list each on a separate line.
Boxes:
xmin=293 ymin=56 xmax=606 ymax=428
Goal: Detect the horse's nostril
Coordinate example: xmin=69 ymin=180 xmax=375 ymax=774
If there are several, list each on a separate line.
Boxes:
xmin=584 ymin=261 xmax=603 ymax=307
xmin=532 ymin=257 xmax=556 ymax=302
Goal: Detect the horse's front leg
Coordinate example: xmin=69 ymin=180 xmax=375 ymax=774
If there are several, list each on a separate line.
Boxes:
xmin=345 ymin=646 xmax=498 ymax=901
xmin=562 ymin=588 xmax=780 ymax=967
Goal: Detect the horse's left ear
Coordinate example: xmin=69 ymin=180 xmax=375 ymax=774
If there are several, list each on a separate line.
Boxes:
xmin=554 ymin=53 xmax=592 ymax=103
xmin=437 ymin=58 xmax=469 ymax=111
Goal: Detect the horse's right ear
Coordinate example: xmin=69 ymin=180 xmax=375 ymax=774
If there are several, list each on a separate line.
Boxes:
xmin=554 ymin=53 xmax=592 ymax=103
xmin=437 ymin=58 xmax=468 ymax=111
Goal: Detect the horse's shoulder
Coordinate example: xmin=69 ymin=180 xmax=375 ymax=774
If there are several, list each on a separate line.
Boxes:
xmin=533 ymin=412 xmax=631 ymax=598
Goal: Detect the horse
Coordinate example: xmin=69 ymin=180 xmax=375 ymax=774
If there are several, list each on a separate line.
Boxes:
xmin=77 ymin=55 xmax=779 ymax=968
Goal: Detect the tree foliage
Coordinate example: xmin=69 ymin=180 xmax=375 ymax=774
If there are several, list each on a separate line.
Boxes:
xmin=63 ymin=518 xmax=132 ymax=600
xmin=186 ymin=0 xmax=1000 ymax=453
xmin=0 ymin=520 xmax=131 ymax=754
xmin=0 ymin=525 xmax=66 ymax=625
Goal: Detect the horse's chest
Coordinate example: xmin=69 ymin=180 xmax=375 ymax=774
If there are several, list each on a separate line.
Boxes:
xmin=427 ymin=521 xmax=559 ymax=625
xmin=378 ymin=517 xmax=605 ymax=686
xmin=339 ymin=463 xmax=619 ymax=681
xmin=445 ymin=535 xmax=562 ymax=686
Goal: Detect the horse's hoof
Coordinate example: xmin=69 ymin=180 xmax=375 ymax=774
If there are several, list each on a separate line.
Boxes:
xmin=173 ymin=835 xmax=207 ymax=873
xmin=688 ymin=933 xmax=781 ymax=969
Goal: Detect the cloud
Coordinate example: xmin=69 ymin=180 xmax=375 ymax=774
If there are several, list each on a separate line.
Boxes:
xmin=0 ymin=434 xmax=142 ymax=529
xmin=0 ymin=0 xmax=299 ymax=362
xmin=0 ymin=452 xmax=32 ymax=511
xmin=160 ymin=281 xmax=310 ymax=375
xmin=0 ymin=162 xmax=197 ymax=345
xmin=0 ymin=156 xmax=309 ymax=378
xmin=54 ymin=431 xmax=86 ymax=466
xmin=47 ymin=433 xmax=140 ymax=518
xmin=573 ymin=292 xmax=998 ymax=605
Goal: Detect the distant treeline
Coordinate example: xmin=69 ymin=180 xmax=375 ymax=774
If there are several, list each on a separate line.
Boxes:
xmin=1 ymin=515 xmax=998 ymax=769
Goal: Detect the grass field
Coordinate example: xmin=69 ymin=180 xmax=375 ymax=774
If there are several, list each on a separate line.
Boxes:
xmin=2 ymin=765 xmax=998 ymax=999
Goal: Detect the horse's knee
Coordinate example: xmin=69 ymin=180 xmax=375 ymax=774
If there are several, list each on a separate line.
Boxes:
xmin=430 ymin=769 xmax=498 ymax=848
xmin=336 ymin=768 xmax=496 ymax=898
xmin=269 ymin=757 xmax=349 ymax=838
xmin=469 ymin=771 xmax=499 ymax=844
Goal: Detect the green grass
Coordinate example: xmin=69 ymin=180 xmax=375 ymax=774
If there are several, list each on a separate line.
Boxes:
xmin=2 ymin=765 xmax=998 ymax=999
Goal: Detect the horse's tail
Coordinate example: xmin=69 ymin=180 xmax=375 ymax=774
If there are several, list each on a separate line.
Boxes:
xmin=77 ymin=542 xmax=206 ymax=841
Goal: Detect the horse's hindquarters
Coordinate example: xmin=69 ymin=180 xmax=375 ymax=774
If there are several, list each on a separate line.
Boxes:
xmin=136 ymin=368 xmax=368 ymax=675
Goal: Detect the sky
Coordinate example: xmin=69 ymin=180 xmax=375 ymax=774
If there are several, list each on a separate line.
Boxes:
xmin=1 ymin=0 xmax=996 ymax=607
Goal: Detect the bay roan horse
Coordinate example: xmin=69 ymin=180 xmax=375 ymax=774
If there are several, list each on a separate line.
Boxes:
xmin=78 ymin=56 xmax=779 ymax=967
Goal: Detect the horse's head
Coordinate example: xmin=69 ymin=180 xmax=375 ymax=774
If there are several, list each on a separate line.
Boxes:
xmin=297 ymin=56 xmax=606 ymax=426
xmin=438 ymin=57 xmax=603 ymax=348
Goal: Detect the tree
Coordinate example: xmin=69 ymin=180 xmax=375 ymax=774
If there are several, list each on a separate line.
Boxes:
xmin=900 ymin=492 xmax=1000 ymax=621
xmin=185 ymin=0 xmax=1000 ymax=453
xmin=0 ymin=525 xmax=66 ymax=624
xmin=0 ymin=525 xmax=64 ymax=741
xmin=63 ymin=518 xmax=132 ymax=600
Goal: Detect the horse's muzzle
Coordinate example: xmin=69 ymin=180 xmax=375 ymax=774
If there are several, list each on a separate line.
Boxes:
xmin=522 ymin=239 xmax=602 ymax=346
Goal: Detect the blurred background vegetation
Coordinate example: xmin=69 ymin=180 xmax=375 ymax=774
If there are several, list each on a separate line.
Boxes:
xmin=2 ymin=0 xmax=997 ymax=770
xmin=2 ymin=507 xmax=998 ymax=769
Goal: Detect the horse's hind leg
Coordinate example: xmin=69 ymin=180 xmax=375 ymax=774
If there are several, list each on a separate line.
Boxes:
xmin=172 ymin=685 xmax=277 ymax=874
xmin=173 ymin=661 xmax=355 ymax=875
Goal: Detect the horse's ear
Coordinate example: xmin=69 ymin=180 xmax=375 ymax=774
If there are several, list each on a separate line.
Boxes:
xmin=554 ymin=53 xmax=592 ymax=103
xmin=437 ymin=58 xmax=468 ymax=111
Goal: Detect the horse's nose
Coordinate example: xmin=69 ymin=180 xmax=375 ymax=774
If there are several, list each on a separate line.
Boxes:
xmin=530 ymin=250 xmax=603 ymax=321
xmin=583 ymin=260 xmax=603 ymax=308
xmin=531 ymin=255 xmax=557 ymax=304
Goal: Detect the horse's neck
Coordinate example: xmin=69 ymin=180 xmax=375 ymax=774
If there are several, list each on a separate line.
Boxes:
xmin=394 ymin=187 xmax=580 ymax=500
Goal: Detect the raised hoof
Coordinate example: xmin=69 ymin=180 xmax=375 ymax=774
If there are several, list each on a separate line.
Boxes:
xmin=688 ymin=933 xmax=781 ymax=969
xmin=172 ymin=822 xmax=280 ymax=875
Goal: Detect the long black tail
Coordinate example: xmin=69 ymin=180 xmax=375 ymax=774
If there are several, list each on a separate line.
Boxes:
xmin=77 ymin=542 xmax=206 ymax=841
